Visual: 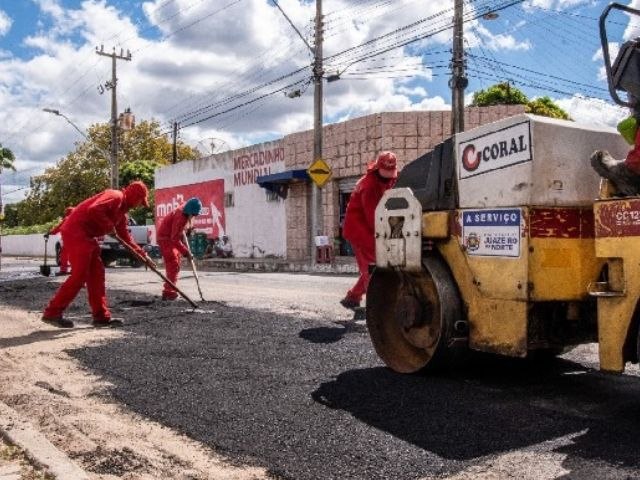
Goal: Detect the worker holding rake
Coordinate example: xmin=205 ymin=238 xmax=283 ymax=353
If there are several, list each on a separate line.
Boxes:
xmin=157 ymin=197 xmax=202 ymax=301
xmin=41 ymin=181 xmax=153 ymax=328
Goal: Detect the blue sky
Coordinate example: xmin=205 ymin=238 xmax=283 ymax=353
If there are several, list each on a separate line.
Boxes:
xmin=0 ymin=0 xmax=636 ymax=203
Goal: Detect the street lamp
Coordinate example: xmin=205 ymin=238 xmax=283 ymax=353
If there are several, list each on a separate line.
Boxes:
xmin=42 ymin=108 xmax=89 ymax=141
xmin=42 ymin=108 xmax=113 ymax=183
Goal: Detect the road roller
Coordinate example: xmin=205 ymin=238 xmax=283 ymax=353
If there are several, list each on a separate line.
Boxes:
xmin=366 ymin=112 xmax=640 ymax=374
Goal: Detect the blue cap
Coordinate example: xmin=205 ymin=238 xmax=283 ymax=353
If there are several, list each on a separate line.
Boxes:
xmin=183 ymin=197 xmax=202 ymax=216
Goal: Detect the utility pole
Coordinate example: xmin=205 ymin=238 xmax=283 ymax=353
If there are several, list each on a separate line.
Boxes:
xmin=272 ymin=0 xmax=324 ymax=265
xmin=96 ymin=45 xmax=131 ymax=189
xmin=172 ymin=121 xmax=178 ymax=164
xmin=310 ymin=0 xmax=324 ymax=265
xmin=451 ymin=0 xmax=467 ymax=134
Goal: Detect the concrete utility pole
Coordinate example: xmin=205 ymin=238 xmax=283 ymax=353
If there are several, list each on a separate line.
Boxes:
xmin=272 ymin=0 xmax=324 ymax=264
xmin=451 ymin=0 xmax=467 ymax=134
xmin=310 ymin=0 xmax=324 ymax=265
xmin=96 ymin=46 xmax=132 ymax=189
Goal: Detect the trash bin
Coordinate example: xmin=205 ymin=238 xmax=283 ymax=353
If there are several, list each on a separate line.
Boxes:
xmin=188 ymin=233 xmax=208 ymax=259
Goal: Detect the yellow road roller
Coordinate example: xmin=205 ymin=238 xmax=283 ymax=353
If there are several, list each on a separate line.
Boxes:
xmin=367 ymin=113 xmax=640 ymax=374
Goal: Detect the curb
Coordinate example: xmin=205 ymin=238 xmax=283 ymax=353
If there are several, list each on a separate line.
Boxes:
xmin=0 ymin=401 xmax=89 ymax=480
xmin=196 ymin=257 xmax=359 ymax=274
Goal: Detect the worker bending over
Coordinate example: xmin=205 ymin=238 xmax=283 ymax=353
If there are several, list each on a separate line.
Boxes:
xmin=42 ymin=181 xmax=152 ymax=328
xmin=157 ymin=197 xmax=202 ymax=301
xmin=340 ymin=151 xmax=398 ymax=310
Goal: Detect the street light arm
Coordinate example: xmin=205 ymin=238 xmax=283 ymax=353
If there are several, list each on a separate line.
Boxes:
xmin=43 ymin=108 xmax=88 ymax=141
xmin=42 ymin=108 xmax=110 ymax=160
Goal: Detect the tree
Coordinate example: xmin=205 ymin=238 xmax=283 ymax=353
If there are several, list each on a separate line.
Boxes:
xmin=1 ymin=204 xmax=19 ymax=228
xmin=0 ymin=144 xmax=16 ymax=172
xmin=14 ymin=119 xmax=199 ymax=226
xmin=471 ymin=82 xmax=528 ymax=106
xmin=525 ymin=96 xmax=571 ymax=120
xmin=471 ymin=82 xmax=571 ymax=120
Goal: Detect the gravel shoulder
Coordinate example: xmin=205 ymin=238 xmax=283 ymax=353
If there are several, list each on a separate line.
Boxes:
xmin=0 ymin=273 xmax=269 ymax=480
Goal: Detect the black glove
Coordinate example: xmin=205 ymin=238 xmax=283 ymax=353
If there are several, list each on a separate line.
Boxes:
xmin=44 ymin=233 xmax=50 ymax=240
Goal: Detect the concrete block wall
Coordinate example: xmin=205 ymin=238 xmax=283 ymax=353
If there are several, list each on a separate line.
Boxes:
xmin=284 ymin=105 xmax=526 ymax=259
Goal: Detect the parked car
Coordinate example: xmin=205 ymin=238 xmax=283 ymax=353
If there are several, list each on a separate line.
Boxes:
xmin=55 ymin=216 xmax=152 ymax=267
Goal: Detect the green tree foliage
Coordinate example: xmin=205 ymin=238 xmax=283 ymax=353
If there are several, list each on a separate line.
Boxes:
xmin=471 ymin=82 xmax=571 ymax=120
xmin=14 ymin=119 xmax=199 ymax=227
xmin=525 ymin=96 xmax=571 ymax=120
xmin=471 ymin=82 xmax=529 ymax=106
xmin=1 ymin=204 xmax=19 ymax=228
xmin=0 ymin=144 xmax=16 ymax=172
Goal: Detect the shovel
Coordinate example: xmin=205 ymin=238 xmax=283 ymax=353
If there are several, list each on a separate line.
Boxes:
xmin=111 ymin=231 xmax=199 ymax=310
xmin=184 ymin=232 xmax=205 ymax=301
xmin=40 ymin=236 xmax=51 ymax=277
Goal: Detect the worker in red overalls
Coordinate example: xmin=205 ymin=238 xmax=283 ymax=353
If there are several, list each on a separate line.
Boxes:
xmin=591 ymin=115 xmax=640 ymax=195
xmin=157 ymin=197 xmax=202 ymax=300
xmin=41 ymin=181 xmax=152 ymax=328
xmin=340 ymin=151 xmax=398 ymax=310
xmin=45 ymin=206 xmax=74 ymax=276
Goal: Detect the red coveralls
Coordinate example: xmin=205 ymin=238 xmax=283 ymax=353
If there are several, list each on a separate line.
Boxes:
xmin=157 ymin=205 xmax=191 ymax=299
xmin=342 ymin=168 xmax=396 ymax=303
xmin=626 ymin=128 xmax=640 ymax=174
xmin=49 ymin=207 xmax=74 ymax=273
xmin=43 ymin=190 xmax=145 ymax=321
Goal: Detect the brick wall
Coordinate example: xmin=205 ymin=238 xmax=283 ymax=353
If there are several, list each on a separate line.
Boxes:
xmin=284 ymin=105 xmax=526 ymax=260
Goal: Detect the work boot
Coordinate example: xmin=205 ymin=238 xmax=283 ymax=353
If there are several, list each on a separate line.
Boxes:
xmin=340 ymin=297 xmax=360 ymax=311
xmin=92 ymin=317 xmax=124 ymax=328
xmin=41 ymin=315 xmax=74 ymax=328
xmin=590 ymin=150 xmax=640 ymax=196
xmin=162 ymin=292 xmax=178 ymax=301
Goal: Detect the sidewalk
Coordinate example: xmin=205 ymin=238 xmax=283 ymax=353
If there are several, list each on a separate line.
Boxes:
xmin=196 ymin=255 xmax=359 ymax=274
xmin=0 ymin=401 xmax=89 ymax=480
xmin=0 ymin=255 xmax=359 ymax=276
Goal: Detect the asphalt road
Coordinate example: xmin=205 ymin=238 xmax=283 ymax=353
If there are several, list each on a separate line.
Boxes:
xmin=2 ymin=260 xmax=640 ymax=479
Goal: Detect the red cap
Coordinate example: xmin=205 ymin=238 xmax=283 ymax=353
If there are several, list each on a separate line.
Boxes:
xmin=123 ymin=181 xmax=150 ymax=208
xmin=374 ymin=151 xmax=398 ymax=178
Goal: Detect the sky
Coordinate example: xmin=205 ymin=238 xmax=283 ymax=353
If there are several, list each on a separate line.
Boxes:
xmin=1 ymin=0 xmax=639 ymax=204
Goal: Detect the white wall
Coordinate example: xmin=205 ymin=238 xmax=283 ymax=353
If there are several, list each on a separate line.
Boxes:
xmin=155 ymin=140 xmax=286 ymax=258
xmin=1 ymin=233 xmax=60 ymax=257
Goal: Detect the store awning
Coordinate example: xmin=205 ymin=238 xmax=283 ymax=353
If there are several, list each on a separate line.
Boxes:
xmin=256 ymin=169 xmax=309 ymax=199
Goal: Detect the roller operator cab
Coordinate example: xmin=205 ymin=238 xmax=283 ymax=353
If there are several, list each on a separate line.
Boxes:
xmin=366 ymin=113 xmax=640 ymax=374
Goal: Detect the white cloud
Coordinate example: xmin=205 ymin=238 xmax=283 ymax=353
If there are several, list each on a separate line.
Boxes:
xmin=468 ymin=24 xmax=531 ymax=51
xmin=593 ymin=42 xmax=619 ymax=82
xmin=0 ymin=9 xmax=12 ymax=37
xmin=523 ymin=0 xmax=590 ymax=11
xmin=397 ymin=86 xmax=427 ymax=97
xmin=1 ymin=0 xmax=585 ymax=203
xmin=555 ymin=94 xmax=628 ymax=128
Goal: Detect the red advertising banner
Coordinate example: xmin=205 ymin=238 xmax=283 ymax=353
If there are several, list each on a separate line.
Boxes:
xmin=155 ymin=179 xmax=225 ymax=239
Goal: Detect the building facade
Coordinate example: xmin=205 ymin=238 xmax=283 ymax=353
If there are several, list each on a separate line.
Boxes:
xmin=154 ymin=105 xmax=526 ymax=260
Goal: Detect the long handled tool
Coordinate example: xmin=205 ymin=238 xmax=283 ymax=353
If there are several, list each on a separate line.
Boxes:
xmin=40 ymin=236 xmax=51 ymax=277
xmin=183 ymin=232 xmax=205 ymax=301
xmin=112 ymin=231 xmax=199 ymax=310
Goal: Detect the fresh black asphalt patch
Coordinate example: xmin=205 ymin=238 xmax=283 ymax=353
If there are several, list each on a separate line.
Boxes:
xmin=4 ymin=278 xmax=640 ymax=479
